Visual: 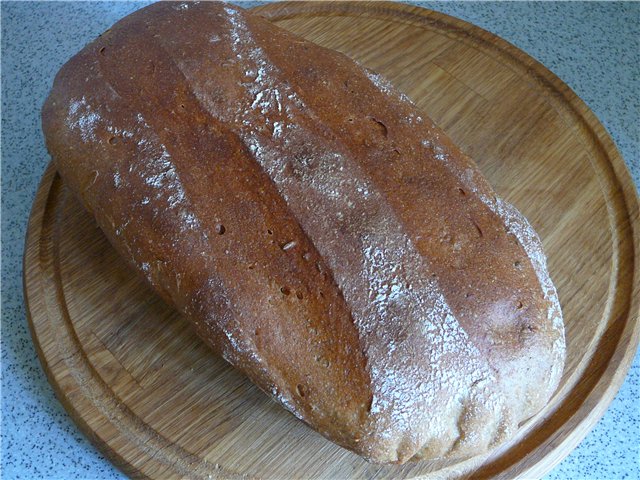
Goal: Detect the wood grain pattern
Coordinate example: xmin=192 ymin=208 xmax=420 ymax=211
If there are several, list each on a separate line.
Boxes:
xmin=24 ymin=2 xmax=639 ymax=479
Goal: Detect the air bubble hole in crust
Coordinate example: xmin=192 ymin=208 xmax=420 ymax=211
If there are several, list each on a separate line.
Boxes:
xmin=215 ymin=223 xmax=225 ymax=235
xmin=280 ymin=286 xmax=291 ymax=295
xmin=315 ymin=356 xmax=330 ymax=368
xmin=472 ymin=219 xmax=483 ymax=237
xmin=296 ymin=384 xmax=306 ymax=397
xmin=371 ymin=118 xmax=388 ymax=137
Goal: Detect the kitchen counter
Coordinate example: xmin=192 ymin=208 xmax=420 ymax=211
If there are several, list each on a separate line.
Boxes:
xmin=2 ymin=2 xmax=638 ymax=478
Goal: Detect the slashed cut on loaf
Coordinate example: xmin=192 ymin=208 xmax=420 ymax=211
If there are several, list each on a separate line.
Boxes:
xmin=41 ymin=1 xmax=565 ymax=465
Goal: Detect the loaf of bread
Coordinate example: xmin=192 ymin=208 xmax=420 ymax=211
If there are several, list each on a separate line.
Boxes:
xmin=41 ymin=1 xmax=565 ymax=465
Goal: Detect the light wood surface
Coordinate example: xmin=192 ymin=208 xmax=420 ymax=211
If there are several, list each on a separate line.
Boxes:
xmin=24 ymin=2 xmax=639 ymax=479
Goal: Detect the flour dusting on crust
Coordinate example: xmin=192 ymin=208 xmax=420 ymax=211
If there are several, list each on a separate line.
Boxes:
xmin=67 ymin=96 xmax=100 ymax=142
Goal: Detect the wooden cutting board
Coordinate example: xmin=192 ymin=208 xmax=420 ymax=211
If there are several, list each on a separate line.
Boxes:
xmin=24 ymin=2 xmax=640 ymax=479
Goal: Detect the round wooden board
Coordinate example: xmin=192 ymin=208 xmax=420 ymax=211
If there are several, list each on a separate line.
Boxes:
xmin=24 ymin=2 xmax=639 ymax=479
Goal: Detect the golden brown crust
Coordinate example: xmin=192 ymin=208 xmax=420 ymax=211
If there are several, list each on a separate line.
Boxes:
xmin=41 ymin=1 xmax=564 ymax=464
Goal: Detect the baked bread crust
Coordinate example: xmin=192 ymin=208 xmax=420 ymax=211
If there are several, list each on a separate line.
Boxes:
xmin=41 ymin=1 xmax=565 ymax=464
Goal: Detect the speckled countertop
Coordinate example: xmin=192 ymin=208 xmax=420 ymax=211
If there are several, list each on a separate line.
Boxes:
xmin=2 ymin=1 xmax=638 ymax=479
